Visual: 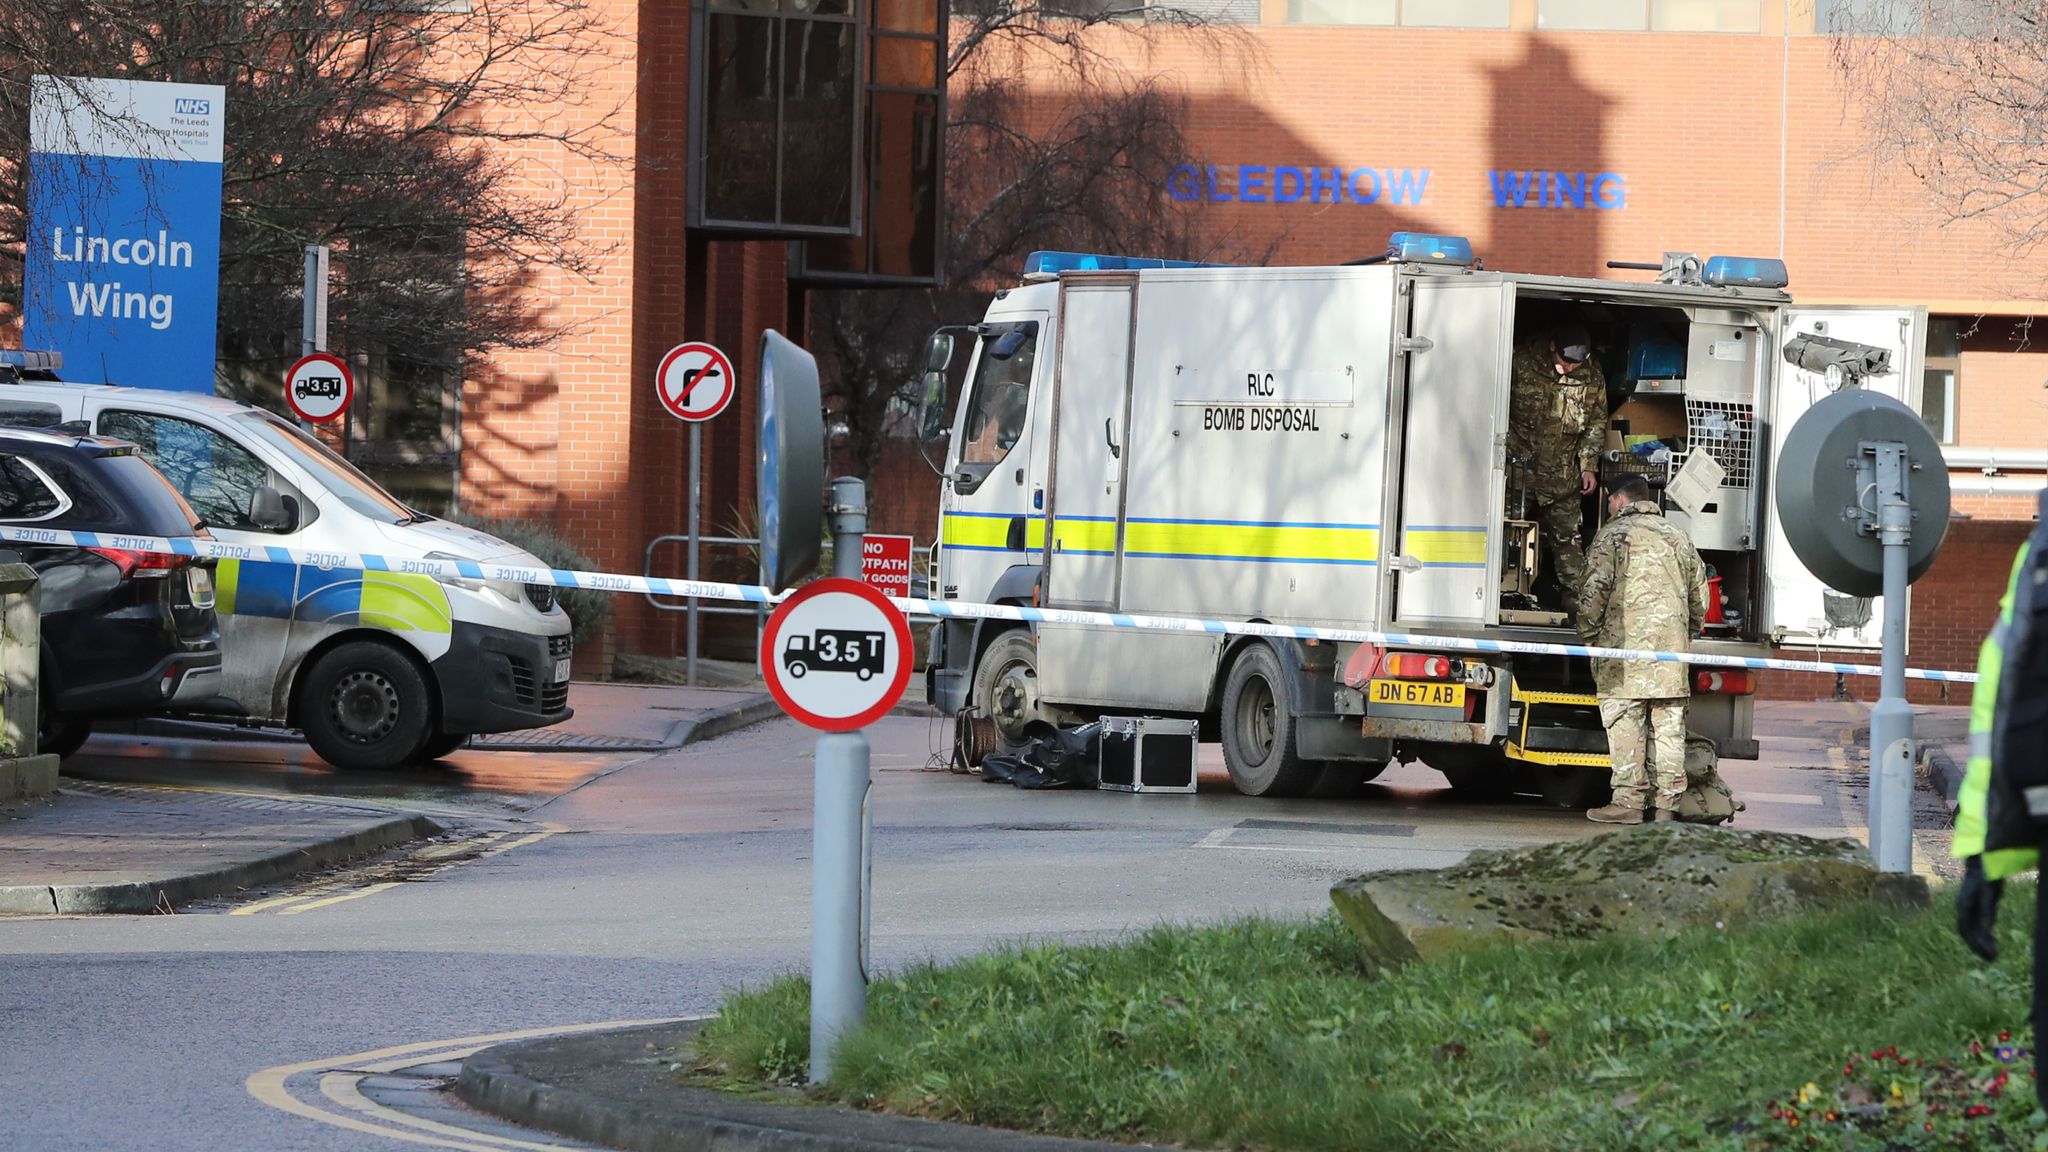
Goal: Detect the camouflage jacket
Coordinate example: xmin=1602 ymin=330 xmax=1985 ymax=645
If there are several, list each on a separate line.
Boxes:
xmin=1507 ymin=341 xmax=1607 ymax=497
xmin=1577 ymin=501 xmax=1708 ymax=699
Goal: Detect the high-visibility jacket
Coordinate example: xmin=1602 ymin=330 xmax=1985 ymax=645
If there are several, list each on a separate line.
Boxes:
xmin=1955 ymin=537 xmax=2048 ymax=880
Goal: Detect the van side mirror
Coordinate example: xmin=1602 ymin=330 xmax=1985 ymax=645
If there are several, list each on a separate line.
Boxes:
xmin=925 ymin=332 xmax=955 ymax=373
xmin=917 ymin=371 xmax=950 ymax=443
xmin=249 ymin=484 xmax=291 ymax=531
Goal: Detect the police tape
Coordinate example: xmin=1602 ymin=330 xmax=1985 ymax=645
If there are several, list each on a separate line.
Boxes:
xmin=0 ymin=523 xmax=1981 ymax=685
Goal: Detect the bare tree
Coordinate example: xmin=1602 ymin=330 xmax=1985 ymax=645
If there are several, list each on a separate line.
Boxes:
xmin=0 ymin=0 xmax=624 ymax=401
xmin=815 ymin=2 xmax=1262 ymax=480
xmin=1832 ymin=2 xmax=2048 ymax=259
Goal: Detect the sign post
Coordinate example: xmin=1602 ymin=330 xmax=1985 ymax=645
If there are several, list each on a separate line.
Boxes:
xmin=656 ymin=341 xmax=737 ymax=685
xmin=759 ymin=523 xmax=907 ymax=1085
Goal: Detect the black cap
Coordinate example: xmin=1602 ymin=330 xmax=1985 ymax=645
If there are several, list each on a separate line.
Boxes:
xmin=1553 ymin=321 xmax=1592 ymax=363
xmin=1605 ymin=472 xmax=1650 ymax=498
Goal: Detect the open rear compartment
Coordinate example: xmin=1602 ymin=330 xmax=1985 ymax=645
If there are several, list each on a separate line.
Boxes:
xmin=1509 ymin=289 xmax=1766 ymax=645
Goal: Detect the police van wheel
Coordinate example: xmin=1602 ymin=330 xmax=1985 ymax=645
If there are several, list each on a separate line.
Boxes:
xmin=972 ymin=630 xmax=1043 ymax=754
xmin=417 ymin=732 xmax=467 ymax=763
xmin=1220 ymin=645 xmax=1318 ymax=798
xmin=301 ymin=641 xmax=434 ymax=772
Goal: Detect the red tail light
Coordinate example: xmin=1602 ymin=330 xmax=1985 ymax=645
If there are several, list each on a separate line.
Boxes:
xmin=1381 ymin=652 xmax=1458 ymax=680
xmin=88 ymin=547 xmax=192 ymax=579
xmin=1694 ymin=669 xmax=1757 ymax=695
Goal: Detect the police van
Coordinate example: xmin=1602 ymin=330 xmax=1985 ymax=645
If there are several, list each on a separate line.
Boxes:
xmin=916 ymin=236 xmax=1928 ymax=803
xmin=0 ymin=360 xmax=573 ymax=770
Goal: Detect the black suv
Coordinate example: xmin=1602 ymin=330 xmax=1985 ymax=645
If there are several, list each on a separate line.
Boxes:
xmin=0 ymin=428 xmax=223 ymax=756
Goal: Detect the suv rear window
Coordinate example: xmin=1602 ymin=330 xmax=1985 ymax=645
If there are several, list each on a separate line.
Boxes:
xmin=0 ymin=456 xmax=62 ymax=520
xmin=72 ymin=454 xmax=204 ymax=537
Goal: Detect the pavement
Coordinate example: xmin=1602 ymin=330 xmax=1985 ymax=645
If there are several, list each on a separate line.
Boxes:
xmin=0 ymin=782 xmax=438 ymax=915
xmin=0 ymin=679 xmax=797 ymax=917
xmin=0 ymin=693 xmax=1971 ymax=1152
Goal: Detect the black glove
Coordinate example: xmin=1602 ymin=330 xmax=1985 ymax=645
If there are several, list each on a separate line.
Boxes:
xmin=1957 ymin=856 xmax=2003 ymax=963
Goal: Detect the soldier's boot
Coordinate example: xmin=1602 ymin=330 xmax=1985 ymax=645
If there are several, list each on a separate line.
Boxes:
xmin=1586 ymin=804 xmax=1645 ymax=825
xmin=1651 ymin=809 xmax=1678 ymax=823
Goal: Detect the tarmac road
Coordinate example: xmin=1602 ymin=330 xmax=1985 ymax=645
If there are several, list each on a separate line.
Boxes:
xmin=0 ymin=701 xmax=1935 ymax=1152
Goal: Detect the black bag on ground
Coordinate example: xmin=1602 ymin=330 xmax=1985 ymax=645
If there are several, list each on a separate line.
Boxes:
xmin=980 ymin=722 xmax=1103 ymax=789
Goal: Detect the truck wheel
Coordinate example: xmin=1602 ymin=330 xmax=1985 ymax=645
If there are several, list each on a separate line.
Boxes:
xmin=1424 ymin=746 xmax=1513 ymax=799
xmin=1220 ymin=645 xmax=1318 ymax=797
xmin=972 ymin=630 xmax=1044 ymax=754
xmin=788 ymin=661 xmax=808 ymax=678
xmin=857 ymin=667 xmax=874 ymax=682
xmin=1303 ymin=759 xmax=1389 ymax=798
xmin=300 ymin=641 xmax=433 ymax=772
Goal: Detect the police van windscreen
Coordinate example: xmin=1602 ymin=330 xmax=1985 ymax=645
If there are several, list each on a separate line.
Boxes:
xmin=234 ymin=411 xmax=414 ymax=524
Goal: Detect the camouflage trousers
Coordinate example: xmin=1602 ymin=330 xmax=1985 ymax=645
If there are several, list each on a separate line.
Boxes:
xmin=1600 ymin=697 xmax=1688 ymax=811
xmin=1531 ymin=489 xmax=1588 ymax=610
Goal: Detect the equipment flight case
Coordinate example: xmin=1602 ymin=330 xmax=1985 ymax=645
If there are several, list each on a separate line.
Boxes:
xmin=1097 ymin=716 xmax=1199 ymax=793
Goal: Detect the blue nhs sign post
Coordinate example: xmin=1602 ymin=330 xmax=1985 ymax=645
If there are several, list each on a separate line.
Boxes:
xmin=24 ymin=76 xmax=226 ymax=392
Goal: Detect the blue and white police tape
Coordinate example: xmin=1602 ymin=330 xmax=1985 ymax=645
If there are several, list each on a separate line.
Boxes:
xmin=0 ymin=523 xmax=1980 ymax=685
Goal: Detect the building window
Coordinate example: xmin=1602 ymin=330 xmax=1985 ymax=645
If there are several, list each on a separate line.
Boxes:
xmin=1651 ymin=0 xmax=1759 ymax=31
xmin=1538 ymin=0 xmax=1757 ymax=29
xmin=1819 ymin=0 xmax=1922 ymax=35
xmin=1921 ymin=316 xmax=1960 ymax=445
xmin=1285 ymin=0 xmax=1507 ymax=24
xmin=792 ymin=0 xmax=946 ymax=285
xmin=691 ymin=0 xmax=864 ymax=236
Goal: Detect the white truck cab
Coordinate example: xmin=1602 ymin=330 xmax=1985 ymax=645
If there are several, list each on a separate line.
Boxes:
xmin=0 ymin=374 xmax=573 ymax=770
xmin=918 ymin=238 xmax=1928 ymax=803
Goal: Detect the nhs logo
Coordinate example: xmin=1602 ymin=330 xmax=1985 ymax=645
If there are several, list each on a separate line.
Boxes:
xmin=174 ymin=98 xmax=210 ymax=116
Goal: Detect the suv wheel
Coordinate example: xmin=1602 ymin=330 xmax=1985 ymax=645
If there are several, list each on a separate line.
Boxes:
xmin=39 ymin=710 xmax=91 ymax=759
xmin=300 ymin=641 xmax=433 ymax=771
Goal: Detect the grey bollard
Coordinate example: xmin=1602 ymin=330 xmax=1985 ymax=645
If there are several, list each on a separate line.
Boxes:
xmin=0 ymin=562 xmax=41 ymax=758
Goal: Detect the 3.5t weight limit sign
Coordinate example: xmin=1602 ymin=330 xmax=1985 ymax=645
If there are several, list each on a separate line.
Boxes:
xmin=285 ymin=352 xmax=353 ymax=423
xmin=761 ymin=577 xmax=911 ymax=731
xmin=657 ymin=342 xmax=736 ymax=423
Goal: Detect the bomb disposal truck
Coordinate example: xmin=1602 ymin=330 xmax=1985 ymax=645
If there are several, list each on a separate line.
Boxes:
xmin=916 ymin=235 xmax=1928 ymax=803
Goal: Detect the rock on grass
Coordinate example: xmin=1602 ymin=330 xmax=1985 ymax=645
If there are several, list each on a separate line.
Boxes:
xmin=1330 ymin=823 xmax=1930 ymax=974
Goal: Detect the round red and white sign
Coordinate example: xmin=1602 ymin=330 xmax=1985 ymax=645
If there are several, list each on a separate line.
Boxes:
xmin=285 ymin=353 xmax=353 ymax=423
xmin=656 ymin=342 xmax=737 ymax=423
xmin=760 ymin=577 xmax=911 ymax=732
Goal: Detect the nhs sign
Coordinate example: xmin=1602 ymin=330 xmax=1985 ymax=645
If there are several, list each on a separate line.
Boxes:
xmin=23 ymin=76 xmax=226 ymax=392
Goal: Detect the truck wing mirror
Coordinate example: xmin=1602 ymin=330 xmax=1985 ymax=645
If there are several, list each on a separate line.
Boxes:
xmin=917 ymin=370 xmax=950 ymax=443
xmin=249 ymin=484 xmax=291 ymax=531
xmin=925 ymin=332 xmax=956 ymax=373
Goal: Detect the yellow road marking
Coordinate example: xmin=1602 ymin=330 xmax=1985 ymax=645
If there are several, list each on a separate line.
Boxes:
xmin=279 ymin=882 xmax=403 ymax=915
xmin=418 ymin=831 xmax=508 ymax=859
xmin=319 ymin=1067 xmax=573 ymax=1152
xmin=246 ymin=1017 xmax=699 ymax=1151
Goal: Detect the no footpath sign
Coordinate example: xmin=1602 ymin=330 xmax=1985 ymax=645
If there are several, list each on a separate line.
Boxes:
xmin=860 ymin=534 xmax=914 ymax=598
xmin=761 ymin=577 xmax=911 ymax=732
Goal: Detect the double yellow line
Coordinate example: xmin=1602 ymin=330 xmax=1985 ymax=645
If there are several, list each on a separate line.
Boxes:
xmin=247 ymin=1017 xmax=700 ymax=1151
xmin=230 ymin=824 xmax=564 ymax=916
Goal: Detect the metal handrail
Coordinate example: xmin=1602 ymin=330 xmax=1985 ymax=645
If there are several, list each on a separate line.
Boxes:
xmin=645 ymin=534 xmax=939 ymax=683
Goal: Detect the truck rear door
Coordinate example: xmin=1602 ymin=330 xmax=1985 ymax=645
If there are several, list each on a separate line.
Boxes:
xmin=1392 ymin=274 xmax=1515 ymax=628
xmin=1043 ymin=275 xmax=1137 ymax=611
xmin=1764 ymin=306 xmax=1927 ymax=650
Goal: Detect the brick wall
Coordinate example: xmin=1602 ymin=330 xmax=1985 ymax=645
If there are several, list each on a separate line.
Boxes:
xmin=1758 ymin=518 xmax=2031 ymax=704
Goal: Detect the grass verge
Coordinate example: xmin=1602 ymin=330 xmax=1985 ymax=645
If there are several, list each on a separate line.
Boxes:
xmin=693 ymin=888 xmax=2043 ymax=1151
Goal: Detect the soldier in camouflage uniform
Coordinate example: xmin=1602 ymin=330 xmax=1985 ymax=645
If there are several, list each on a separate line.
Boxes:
xmin=1507 ymin=322 xmax=1608 ymax=613
xmin=1577 ymin=473 xmax=1709 ymax=825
